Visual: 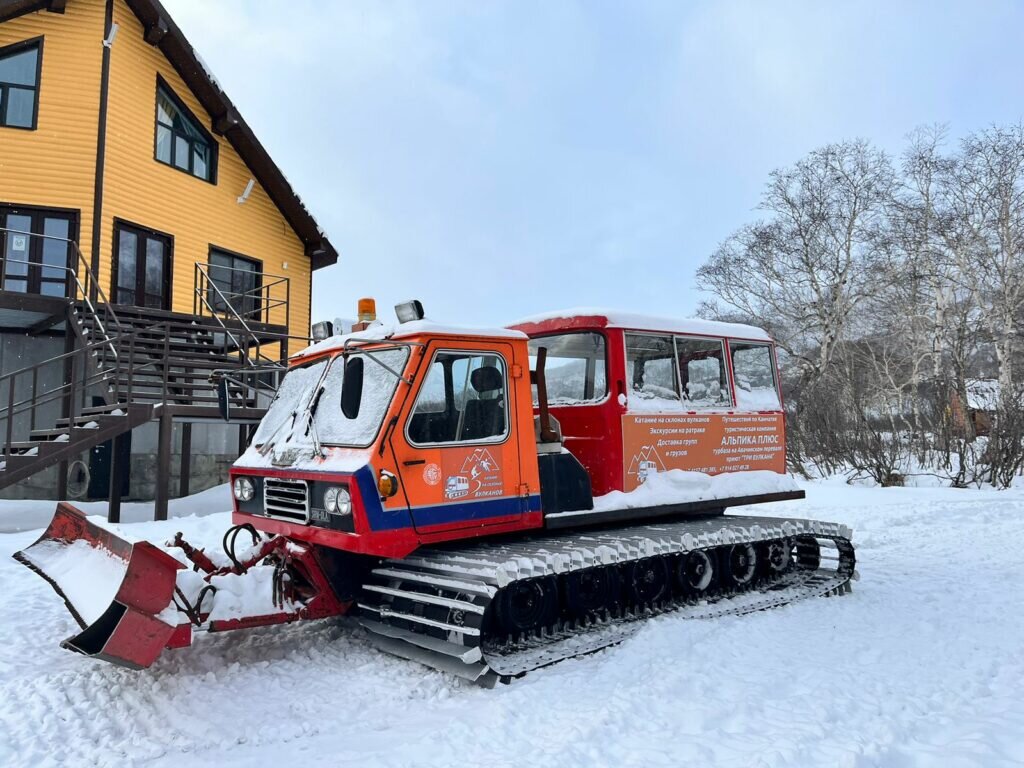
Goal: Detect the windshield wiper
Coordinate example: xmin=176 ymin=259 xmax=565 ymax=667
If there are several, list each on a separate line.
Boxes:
xmin=299 ymin=363 xmax=332 ymax=458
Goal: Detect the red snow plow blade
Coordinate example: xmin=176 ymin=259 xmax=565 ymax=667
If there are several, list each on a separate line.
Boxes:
xmin=13 ymin=503 xmax=186 ymax=669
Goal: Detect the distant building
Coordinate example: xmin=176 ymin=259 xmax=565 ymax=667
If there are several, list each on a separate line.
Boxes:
xmin=0 ymin=0 xmax=338 ymax=512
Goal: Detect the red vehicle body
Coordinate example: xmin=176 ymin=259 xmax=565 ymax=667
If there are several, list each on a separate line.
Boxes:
xmin=17 ymin=306 xmax=828 ymax=674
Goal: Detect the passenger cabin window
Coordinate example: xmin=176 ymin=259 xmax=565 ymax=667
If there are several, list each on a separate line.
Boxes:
xmin=676 ymin=337 xmax=732 ymax=409
xmin=625 ymin=334 xmax=680 ymax=410
xmin=730 ymin=342 xmax=781 ymax=410
xmin=155 ymin=81 xmax=216 ymax=182
xmin=528 ymin=332 xmax=607 ymax=405
xmin=408 ymin=351 xmax=508 ymax=444
xmin=0 ymin=39 xmax=42 ymax=130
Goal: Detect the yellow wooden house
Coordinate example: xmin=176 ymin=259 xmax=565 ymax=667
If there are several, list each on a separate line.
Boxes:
xmin=0 ymin=0 xmax=339 ymax=513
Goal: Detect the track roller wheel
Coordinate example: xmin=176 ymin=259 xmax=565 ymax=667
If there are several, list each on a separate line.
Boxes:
xmin=494 ymin=577 xmax=558 ymax=635
xmin=793 ymin=535 xmax=821 ymax=570
xmin=723 ymin=543 xmax=757 ymax=588
xmin=765 ymin=539 xmax=792 ymax=574
xmin=676 ymin=549 xmax=715 ymax=594
xmin=626 ymin=557 xmax=670 ymax=606
xmin=565 ymin=566 xmax=619 ymax=617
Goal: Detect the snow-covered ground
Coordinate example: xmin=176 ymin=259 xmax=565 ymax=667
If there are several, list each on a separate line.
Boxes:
xmin=2 ymin=480 xmax=1023 ymax=767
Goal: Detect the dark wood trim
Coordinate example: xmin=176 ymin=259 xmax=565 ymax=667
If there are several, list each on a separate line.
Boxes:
xmin=143 ymin=17 xmax=168 ymax=45
xmin=0 ymin=290 xmax=69 ymax=314
xmin=178 ymin=421 xmax=191 ymax=497
xmin=543 ymin=490 xmax=807 ymax=531
xmin=155 ymin=409 xmax=172 ymax=520
xmin=0 ymin=36 xmax=44 ymax=131
xmin=154 ymin=74 xmax=218 ymax=185
xmin=0 ymin=199 xmax=80 ymax=216
xmin=110 ymin=218 xmax=174 ymax=311
xmin=0 ymin=0 xmax=64 ymax=24
xmin=89 ymin=0 xmax=114 ymax=293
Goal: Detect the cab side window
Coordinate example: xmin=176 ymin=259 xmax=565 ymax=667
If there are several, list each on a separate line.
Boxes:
xmin=408 ymin=351 xmax=508 ymax=444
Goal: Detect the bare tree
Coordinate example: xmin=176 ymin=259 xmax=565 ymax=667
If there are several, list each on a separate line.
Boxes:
xmin=941 ymin=124 xmax=1024 ymax=392
xmin=697 ymin=140 xmax=895 ymax=386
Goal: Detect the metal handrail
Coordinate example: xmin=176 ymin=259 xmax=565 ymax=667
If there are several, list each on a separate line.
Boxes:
xmin=193 ymin=262 xmax=291 ymax=369
xmin=194 ymin=261 xmax=291 ymax=326
xmin=0 ymin=226 xmax=124 ymax=358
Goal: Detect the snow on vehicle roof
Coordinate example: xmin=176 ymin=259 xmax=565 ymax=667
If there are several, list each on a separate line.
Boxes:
xmin=509 ymin=308 xmax=772 ymax=341
xmin=292 ymin=319 xmax=526 ymax=360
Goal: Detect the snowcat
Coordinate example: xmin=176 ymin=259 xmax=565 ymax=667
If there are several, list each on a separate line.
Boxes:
xmin=14 ymin=301 xmax=856 ymax=684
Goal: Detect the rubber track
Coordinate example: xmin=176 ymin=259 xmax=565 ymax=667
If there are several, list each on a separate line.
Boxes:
xmin=358 ymin=514 xmax=856 ymax=685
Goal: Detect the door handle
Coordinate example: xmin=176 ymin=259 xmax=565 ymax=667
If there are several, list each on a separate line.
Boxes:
xmin=402 ymin=459 xmax=426 ymax=466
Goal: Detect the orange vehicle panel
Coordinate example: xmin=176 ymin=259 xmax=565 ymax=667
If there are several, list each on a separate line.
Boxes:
xmin=389 ymin=337 xmax=541 ymax=534
xmin=621 ymin=412 xmax=786 ymax=492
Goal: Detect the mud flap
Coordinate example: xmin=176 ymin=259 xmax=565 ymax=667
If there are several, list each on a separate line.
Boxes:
xmin=13 ymin=503 xmax=186 ymax=669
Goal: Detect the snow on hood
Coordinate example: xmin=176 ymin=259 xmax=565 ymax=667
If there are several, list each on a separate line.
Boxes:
xmin=509 ymin=308 xmax=772 ymax=341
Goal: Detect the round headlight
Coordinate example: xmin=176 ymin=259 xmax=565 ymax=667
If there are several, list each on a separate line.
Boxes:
xmin=324 ymin=486 xmax=351 ymax=515
xmin=233 ymin=476 xmax=255 ymax=502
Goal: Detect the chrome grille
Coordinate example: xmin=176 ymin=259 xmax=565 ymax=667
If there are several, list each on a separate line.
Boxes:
xmin=263 ymin=478 xmax=310 ymax=523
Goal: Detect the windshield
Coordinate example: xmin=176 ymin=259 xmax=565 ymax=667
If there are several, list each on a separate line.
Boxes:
xmin=253 ymin=346 xmax=410 ymax=450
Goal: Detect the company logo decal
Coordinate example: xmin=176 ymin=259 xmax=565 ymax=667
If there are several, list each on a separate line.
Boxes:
xmin=423 ymin=462 xmax=441 ymax=486
xmin=444 ymin=448 xmax=502 ymax=500
xmin=627 ymin=445 xmax=666 ymax=485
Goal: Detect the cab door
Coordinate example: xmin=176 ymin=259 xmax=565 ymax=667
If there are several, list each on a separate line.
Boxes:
xmin=391 ymin=342 xmax=525 ymax=534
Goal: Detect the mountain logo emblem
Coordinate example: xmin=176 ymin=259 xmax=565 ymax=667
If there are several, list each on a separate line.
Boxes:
xmin=627 ymin=445 xmax=665 ymax=484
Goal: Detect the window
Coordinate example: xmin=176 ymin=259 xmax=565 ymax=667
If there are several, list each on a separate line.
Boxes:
xmin=0 ymin=206 xmax=75 ymax=296
xmin=155 ymin=80 xmax=216 ymax=182
xmin=208 ymin=248 xmax=262 ymax=320
xmin=113 ymin=221 xmax=171 ymax=309
xmin=730 ymin=342 xmax=781 ymax=410
xmin=625 ymin=334 xmax=680 ymax=410
xmin=676 ymin=337 xmax=732 ymax=409
xmin=0 ymin=39 xmax=42 ymax=130
xmin=407 ymin=351 xmax=508 ymax=444
xmin=528 ymin=332 xmax=607 ymax=405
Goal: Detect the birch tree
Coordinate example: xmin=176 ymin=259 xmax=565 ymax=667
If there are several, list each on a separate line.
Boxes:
xmin=941 ymin=124 xmax=1024 ymax=391
xmin=697 ymin=140 xmax=895 ymax=385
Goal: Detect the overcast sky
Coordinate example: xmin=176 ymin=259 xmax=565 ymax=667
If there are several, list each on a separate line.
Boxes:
xmin=162 ymin=0 xmax=1024 ymax=329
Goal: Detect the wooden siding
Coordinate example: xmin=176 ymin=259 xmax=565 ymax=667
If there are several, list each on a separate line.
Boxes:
xmin=0 ymin=3 xmax=104 ymax=266
xmin=0 ymin=0 xmax=314 ymax=342
xmin=102 ymin=0 xmax=310 ymax=339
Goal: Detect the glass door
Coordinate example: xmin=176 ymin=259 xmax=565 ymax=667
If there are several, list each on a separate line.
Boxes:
xmin=113 ymin=222 xmax=171 ymax=309
xmin=0 ymin=207 xmax=75 ymax=296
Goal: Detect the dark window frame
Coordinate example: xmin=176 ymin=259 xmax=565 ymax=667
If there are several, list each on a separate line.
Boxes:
xmin=207 ymin=245 xmax=264 ymax=322
xmin=0 ymin=36 xmax=44 ymax=131
xmin=405 ymin=347 xmax=512 ymax=448
xmin=153 ymin=75 xmax=218 ymax=184
xmin=674 ymin=334 xmax=734 ymax=409
xmin=111 ymin=219 xmax=174 ymax=310
xmin=527 ymin=330 xmax=610 ymax=406
xmin=0 ymin=203 xmax=79 ymax=297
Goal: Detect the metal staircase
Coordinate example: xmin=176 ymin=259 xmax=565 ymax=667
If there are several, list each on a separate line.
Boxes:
xmin=0 ymin=228 xmax=294 ymax=508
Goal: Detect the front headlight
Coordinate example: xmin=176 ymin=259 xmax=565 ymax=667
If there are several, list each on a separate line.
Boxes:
xmin=233 ymin=476 xmax=255 ymax=502
xmin=324 ymin=486 xmax=352 ymax=515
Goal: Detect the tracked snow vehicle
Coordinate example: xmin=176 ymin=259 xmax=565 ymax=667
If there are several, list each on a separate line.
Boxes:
xmin=15 ymin=301 xmax=855 ymax=683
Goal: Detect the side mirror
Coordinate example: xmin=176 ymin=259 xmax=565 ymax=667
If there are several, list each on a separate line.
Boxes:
xmin=340 ymin=356 xmax=364 ymax=419
xmin=216 ymin=377 xmax=232 ymax=422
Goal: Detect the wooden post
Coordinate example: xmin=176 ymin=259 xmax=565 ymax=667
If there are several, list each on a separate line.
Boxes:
xmin=179 ymin=421 xmax=192 ymax=498
xmin=155 ymin=410 xmax=172 ymax=521
xmin=107 ymin=431 xmax=127 ymax=524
